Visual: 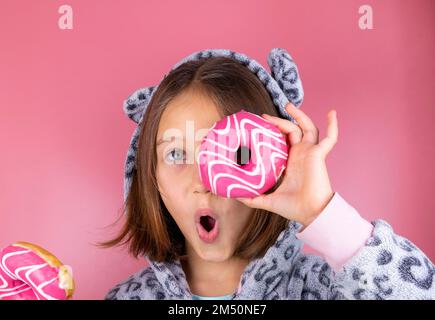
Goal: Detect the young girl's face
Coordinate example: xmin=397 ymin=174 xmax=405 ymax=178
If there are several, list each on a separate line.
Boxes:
xmin=156 ymin=88 xmax=254 ymax=262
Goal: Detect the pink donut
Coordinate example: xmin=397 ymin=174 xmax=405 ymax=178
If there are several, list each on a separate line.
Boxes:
xmin=198 ymin=109 xmax=289 ymax=198
xmin=0 ymin=242 xmax=75 ymax=300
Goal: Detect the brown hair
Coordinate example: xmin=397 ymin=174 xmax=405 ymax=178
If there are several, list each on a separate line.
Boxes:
xmin=99 ymin=56 xmax=289 ymax=262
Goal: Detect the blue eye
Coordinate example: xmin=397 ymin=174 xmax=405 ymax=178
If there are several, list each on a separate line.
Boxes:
xmin=165 ymin=148 xmax=186 ymax=163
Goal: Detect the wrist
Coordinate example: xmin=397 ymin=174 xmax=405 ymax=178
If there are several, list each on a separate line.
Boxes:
xmin=295 ymin=192 xmax=374 ymax=271
xmin=299 ymin=191 xmax=335 ymax=228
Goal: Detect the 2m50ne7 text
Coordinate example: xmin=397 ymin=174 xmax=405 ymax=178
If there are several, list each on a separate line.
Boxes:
xmin=168 ymin=304 xmax=266 ymax=317
xmin=212 ymin=304 xmax=266 ymax=315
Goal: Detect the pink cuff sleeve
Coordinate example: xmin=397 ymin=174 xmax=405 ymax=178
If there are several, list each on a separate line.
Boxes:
xmin=295 ymin=192 xmax=374 ymax=272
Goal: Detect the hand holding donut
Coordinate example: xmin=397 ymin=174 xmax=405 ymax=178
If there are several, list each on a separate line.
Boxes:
xmin=236 ymin=103 xmax=338 ymax=228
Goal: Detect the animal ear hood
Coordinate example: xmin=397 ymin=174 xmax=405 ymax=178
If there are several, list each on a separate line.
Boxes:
xmin=123 ymin=85 xmax=157 ymax=125
xmin=122 ymin=48 xmax=304 ymax=202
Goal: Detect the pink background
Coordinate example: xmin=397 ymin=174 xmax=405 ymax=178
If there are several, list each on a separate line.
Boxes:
xmin=0 ymin=0 xmax=434 ymax=300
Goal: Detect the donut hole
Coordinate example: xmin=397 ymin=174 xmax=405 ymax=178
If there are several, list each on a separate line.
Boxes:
xmin=235 ymin=146 xmax=251 ymax=166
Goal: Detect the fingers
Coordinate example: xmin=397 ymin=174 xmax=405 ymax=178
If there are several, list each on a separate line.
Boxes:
xmin=262 ymin=113 xmax=303 ymax=145
xmin=317 ymin=110 xmax=338 ymax=154
xmin=284 ymin=103 xmax=319 ymax=144
xmin=236 ymin=194 xmax=272 ymax=212
xmin=263 ymin=104 xmax=335 ymax=152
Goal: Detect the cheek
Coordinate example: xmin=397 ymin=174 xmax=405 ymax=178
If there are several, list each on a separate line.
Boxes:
xmin=223 ymin=199 xmax=255 ymax=227
xmin=229 ymin=198 xmax=255 ymax=214
xmin=156 ymin=165 xmax=188 ymax=206
xmin=156 ymin=167 xmax=194 ymax=237
xmin=234 ymin=205 xmax=254 ymax=227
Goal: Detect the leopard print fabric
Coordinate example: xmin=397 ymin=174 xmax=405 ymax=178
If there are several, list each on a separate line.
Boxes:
xmin=105 ymin=219 xmax=434 ymax=300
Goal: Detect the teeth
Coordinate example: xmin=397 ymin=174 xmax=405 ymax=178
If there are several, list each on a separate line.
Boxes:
xmin=200 ymin=215 xmax=216 ymax=232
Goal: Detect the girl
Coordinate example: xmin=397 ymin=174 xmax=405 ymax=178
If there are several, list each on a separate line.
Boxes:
xmin=102 ymin=48 xmax=434 ymax=300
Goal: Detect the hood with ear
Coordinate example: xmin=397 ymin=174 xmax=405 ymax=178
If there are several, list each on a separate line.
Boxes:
xmin=121 ymin=48 xmax=305 ymax=202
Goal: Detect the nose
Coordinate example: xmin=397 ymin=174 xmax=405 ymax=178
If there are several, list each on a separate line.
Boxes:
xmin=190 ymin=163 xmax=210 ymax=194
xmin=193 ymin=182 xmax=209 ymax=194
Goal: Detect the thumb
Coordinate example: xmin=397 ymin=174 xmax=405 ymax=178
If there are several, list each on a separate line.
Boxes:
xmin=236 ymin=195 xmax=271 ymax=211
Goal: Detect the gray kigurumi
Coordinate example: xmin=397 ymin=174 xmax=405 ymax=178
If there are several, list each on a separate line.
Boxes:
xmin=106 ymin=48 xmax=434 ymax=300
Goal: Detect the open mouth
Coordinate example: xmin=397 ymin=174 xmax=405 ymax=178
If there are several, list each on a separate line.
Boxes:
xmin=195 ymin=209 xmax=219 ymax=243
xmin=200 ymin=215 xmax=216 ymax=232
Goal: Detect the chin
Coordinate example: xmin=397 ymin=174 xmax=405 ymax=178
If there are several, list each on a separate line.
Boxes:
xmin=196 ymin=244 xmax=233 ymax=262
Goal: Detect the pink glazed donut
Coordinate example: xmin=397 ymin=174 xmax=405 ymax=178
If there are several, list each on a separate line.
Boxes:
xmin=0 ymin=242 xmax=75 ymax=300
xmin=198 ymin=109 xmax=289 ymax=198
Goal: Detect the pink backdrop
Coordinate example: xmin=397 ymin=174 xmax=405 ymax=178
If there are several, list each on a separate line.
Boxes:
xmin=0 ymin=0 xmax=434 ymax=299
